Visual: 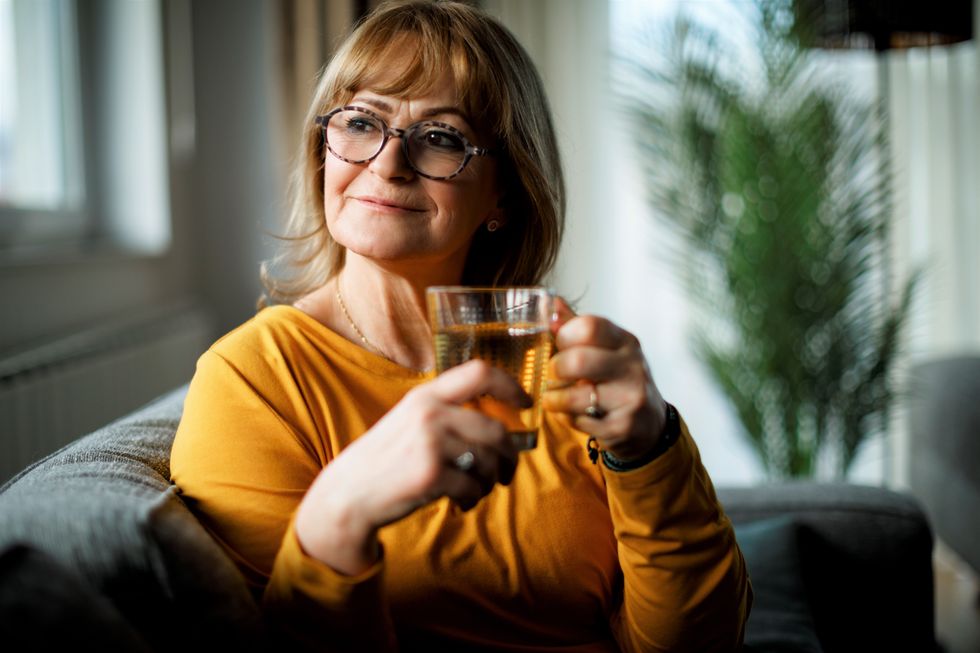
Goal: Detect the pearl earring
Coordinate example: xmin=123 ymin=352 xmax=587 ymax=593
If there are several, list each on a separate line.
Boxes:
xmin=486 ymin=219 xmax=500 ymax=232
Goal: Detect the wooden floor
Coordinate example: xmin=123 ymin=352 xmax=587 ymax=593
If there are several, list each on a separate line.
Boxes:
xmin=934 ymin=540 xmax=980 ymax=653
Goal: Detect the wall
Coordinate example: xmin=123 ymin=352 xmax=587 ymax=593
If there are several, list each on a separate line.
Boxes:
xmin=187 ymin=0 xmax=285 ymax=334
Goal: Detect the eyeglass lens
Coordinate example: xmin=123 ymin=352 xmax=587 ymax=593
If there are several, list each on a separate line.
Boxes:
xmin=325 ymin=109 xmax=469 ymax=178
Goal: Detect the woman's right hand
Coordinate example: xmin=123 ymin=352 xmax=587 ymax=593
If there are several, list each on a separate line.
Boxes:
xmin=294 ymin=359 xmax=530 ymax=575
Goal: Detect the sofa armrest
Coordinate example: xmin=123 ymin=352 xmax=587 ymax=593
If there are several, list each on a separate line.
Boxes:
xmin=0 ymin=385 xmax=263 ymax=650
xmin=719 ymin=483 xmax=937 ymax=652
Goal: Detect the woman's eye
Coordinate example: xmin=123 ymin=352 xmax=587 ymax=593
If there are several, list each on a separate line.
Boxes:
xmin=346 ymin=118 xmax=378 ymax=134
xmin=422 ymin=129 xmax=464 ymax=151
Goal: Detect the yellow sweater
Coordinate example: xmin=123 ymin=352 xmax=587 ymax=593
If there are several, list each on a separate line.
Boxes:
xmin=170 ymin=305 xmax=750 ymax=652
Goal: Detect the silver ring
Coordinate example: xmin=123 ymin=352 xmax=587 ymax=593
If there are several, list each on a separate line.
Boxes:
xmin=585 ymin=387 xmax=607 ymax=419
xmin=453 ymin=450 xmax=476 ymax=472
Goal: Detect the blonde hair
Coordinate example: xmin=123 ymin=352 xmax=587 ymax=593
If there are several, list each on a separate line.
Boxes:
xmin=259 ymin=0 xmax=565 ymax=307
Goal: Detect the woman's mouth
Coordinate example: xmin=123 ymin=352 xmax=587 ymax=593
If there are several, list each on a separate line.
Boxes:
xmin=354 ymin=196 xmax=425 ymax=213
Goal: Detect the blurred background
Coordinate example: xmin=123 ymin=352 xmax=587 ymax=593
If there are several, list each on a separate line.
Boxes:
xmin=0 ymin=0 xmax=977 ymax=646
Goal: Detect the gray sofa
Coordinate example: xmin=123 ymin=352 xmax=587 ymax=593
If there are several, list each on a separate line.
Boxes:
xmin=0 ymin=386 xmax=938 ymax=652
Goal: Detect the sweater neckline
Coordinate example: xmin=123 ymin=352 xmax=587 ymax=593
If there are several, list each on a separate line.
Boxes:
xmin=265 ymin=304 xmax=436 ymax=381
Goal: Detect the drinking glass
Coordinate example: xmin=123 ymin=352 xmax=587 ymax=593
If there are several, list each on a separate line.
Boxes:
xmin=427 ymin=286 xmax=554 ymax=450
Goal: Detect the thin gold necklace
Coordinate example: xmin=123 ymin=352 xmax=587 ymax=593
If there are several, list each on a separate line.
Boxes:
xmin=335 ymin=281 xmax=432 ymax=373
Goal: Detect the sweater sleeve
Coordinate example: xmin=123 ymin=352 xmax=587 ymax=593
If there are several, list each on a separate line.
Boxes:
xmin=601 ymin=417 xmax=753 ymax=653
xmin=170 ymin=348 xmax=396 ymax=650
xmin=262 ymin=520 xmax=396 ymax=652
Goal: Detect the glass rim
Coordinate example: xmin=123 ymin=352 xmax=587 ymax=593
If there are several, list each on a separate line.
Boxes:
xmin=426 ymin=285 xmax=554 ymax=295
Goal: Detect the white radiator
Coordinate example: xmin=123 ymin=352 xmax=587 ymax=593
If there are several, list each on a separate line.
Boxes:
xmin=0 ymin=303 xmax=215 ymax=485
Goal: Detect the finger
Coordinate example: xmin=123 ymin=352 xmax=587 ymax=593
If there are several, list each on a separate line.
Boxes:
xmin=572 ymin=413 xmax=623 ymax=439
xmin=469 ymin=443 xmax=507 ymax=492
xmin=542 ymin=378 xmax=637 ymax=420
xmin=429 ymin=359 xmax=533 ymax=408
xmin=436 ymin=468 xmax=486 ymax=511
xmin=550 ymin=296 xmax=577 ymax=337
xmin=548 ymin=346 xmax=631 ymax=384
xmin=541 ymin=381 xmax=594 ymax=414
xmin=441 ymin=405 xmax=517 ymax=460
xmin=444 ymin=443 xmax=516 ymax=490
xmin=440 ymin=427 xmax=517 ymax=489
xmin=555 ymin=315 xmax=634 ymax=351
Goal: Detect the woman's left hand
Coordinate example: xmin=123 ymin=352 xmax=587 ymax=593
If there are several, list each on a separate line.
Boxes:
xmin=541 ymin=298 xmax=669 ymax=462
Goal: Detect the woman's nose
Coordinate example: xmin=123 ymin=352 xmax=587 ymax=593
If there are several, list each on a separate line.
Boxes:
xmin=368 ymin=134 xmax=415 ymax=181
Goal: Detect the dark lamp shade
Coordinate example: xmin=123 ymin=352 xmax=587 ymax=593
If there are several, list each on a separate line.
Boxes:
xmin=795 ymin=0 xmax=974 ymax=50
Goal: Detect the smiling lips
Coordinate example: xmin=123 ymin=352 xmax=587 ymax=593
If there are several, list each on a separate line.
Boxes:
xmin=354 ymin=196 xmax=426 ymax=212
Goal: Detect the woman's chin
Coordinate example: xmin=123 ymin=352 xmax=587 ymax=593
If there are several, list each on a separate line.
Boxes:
xmin=338 ymin=237 xmax=430 ymax=264
xmin=328 ymin=220 xmax=470 ymax=270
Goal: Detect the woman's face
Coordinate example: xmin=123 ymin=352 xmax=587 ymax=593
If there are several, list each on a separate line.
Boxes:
xmin=322 ymin=72 xmax=501 ymax=275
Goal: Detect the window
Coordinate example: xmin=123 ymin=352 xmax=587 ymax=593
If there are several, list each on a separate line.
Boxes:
xmin=0 ymin=0 xmax=86 ymax=247
xmin=0 ymin=0 xmax=170 ymax=255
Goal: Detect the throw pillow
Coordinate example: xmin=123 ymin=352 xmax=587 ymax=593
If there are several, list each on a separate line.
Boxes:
xmin=735 ymin=516 xmax=823 ymax=653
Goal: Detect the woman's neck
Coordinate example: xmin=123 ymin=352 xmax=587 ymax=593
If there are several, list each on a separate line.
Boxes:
xmin=318 ymin=253 xmax=464 ymax=371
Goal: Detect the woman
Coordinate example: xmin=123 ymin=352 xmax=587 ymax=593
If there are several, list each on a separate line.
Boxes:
xmin=170 ymin=2 xmax=751 ymax=651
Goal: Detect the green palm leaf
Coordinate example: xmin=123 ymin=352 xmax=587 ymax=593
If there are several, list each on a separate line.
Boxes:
xmin=620 ymin=3 xmax=919 ymax=479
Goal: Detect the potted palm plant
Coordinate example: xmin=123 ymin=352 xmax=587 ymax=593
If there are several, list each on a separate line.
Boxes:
xmin=621 ymin=1 xmax=918 ymax=479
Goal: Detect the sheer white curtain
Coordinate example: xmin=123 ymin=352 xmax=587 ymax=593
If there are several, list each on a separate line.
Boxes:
xmin=484 ymin=0 xmax=763 ymax=485
xmin=886 ymin=1 xmax=980 ymax=487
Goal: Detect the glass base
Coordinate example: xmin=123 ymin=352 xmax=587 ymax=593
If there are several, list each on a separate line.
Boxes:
xmin=510 ymin=430 xmax=538 ymax=451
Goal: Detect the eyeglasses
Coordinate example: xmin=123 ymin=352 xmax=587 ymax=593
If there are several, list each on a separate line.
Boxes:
xmin=315 ymin=106 xmax=494 ymax=180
